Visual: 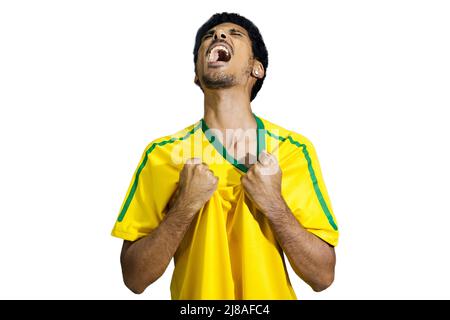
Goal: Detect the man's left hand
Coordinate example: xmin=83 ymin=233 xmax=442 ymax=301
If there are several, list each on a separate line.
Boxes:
xmin=241 ymin=151 xmax=284 ymax=216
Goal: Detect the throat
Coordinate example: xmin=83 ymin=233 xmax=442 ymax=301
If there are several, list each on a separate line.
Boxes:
xmin=225 ymin=132 xmax=258 ymax=168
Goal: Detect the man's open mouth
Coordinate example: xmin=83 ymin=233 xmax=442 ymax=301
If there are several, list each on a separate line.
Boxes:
xmin=207 ymin=43 xmax=232 ymax=63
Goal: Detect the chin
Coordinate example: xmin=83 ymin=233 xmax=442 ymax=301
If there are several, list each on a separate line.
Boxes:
xmin=201 ymin=72 xmax=236 ymax=89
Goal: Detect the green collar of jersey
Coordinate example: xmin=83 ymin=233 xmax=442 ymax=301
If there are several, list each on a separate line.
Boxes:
xmin=201 ymin=113 xmax=266 ymax=173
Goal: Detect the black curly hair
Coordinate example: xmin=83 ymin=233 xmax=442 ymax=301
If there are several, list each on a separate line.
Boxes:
xmin=193 ymin=12 xmax=268 ymax=101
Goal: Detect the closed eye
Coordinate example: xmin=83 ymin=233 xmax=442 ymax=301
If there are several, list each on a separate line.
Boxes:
xmin=230 ymin=28 xmax=245 ymax=37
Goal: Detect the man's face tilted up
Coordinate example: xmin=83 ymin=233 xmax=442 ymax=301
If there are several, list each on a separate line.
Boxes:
xmin=194 ymin=22 xmax=264 ymax=94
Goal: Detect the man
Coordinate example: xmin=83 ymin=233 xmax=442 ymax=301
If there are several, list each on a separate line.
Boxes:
xmin=111 ymin=12 xmax=339 ymax=299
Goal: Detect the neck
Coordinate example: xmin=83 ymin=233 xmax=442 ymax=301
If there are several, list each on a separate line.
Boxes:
xmin=203 ymin=87 xmax=256 ymax=130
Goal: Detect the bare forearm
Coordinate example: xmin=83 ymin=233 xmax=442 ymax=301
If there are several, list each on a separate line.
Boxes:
xmin=121 ymin=205 xmax=196 ymax=294
xmin=265 ymin=198 xmax=335 ymax=292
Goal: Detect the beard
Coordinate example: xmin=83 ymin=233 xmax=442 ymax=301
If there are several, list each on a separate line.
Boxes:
xmin=201 ymin=71 xmax=236 ymax=89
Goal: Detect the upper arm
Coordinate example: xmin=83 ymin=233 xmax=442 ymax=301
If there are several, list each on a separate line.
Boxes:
xmin=120 ymin=240 xmax=133 ymax=264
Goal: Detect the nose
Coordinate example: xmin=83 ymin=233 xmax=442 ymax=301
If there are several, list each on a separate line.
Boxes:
xmin=213 ymin=30 xmax=227 ymax=40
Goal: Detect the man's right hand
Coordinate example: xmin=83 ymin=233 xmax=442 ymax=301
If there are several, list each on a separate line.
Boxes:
xmin=121 ymin=158 xmax=218 ymax=294
xmin=169 ymin=158 xmax=218 ymax=217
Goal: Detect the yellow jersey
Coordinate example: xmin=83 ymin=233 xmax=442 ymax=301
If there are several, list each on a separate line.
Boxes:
xmin=111 ymin=114 xmax=339 ymax=299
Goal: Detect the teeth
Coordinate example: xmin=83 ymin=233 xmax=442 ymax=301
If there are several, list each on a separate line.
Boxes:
xmin=208 ymin=45 xmax=230 ymax=62
xmin=212 ymin=45 xmax=229 ymax=54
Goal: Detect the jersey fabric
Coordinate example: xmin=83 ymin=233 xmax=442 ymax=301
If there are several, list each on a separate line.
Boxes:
xmin=111 ymin=114 xmax=339 ymax=299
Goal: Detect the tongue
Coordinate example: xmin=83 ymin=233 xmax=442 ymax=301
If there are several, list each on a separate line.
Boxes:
xmin=211 ymin=50 xmax=219 ymax=62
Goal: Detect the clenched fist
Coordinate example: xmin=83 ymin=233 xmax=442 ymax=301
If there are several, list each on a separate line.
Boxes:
xmin=169 ymin=158 xmax=218 ymax=217
xmin=241 ymin=151 xmax=284 ymax=216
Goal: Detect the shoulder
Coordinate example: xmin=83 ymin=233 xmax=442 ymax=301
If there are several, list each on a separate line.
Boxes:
xmin=258 ymin=115 xmax=315 ymax=150
xmin=142 ymin=120 xmax=202 ymax=154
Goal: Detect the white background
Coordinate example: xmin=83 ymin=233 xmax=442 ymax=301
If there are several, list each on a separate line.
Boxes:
xmin=1 ymin=0 xmax=449 ymax=299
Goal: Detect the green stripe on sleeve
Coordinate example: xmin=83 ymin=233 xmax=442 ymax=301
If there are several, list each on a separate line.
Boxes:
xmin=117 ymin=122 xmax=202 ymax=222
xmin=266 ymin=130 xmax=338 ymax=231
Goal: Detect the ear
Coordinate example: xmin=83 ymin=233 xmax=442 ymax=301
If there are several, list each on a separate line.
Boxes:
xmin=251 ymin=60 xmax=265 ymax=79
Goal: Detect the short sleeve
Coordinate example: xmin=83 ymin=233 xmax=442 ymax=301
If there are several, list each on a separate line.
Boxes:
xmin=111 ymin=146 xmax=163 ymax=241
xmin=283 ymin=135 xmax=339 ymax=247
